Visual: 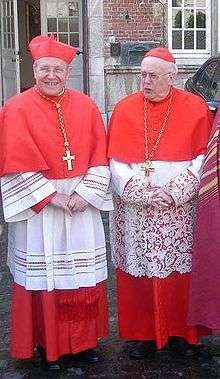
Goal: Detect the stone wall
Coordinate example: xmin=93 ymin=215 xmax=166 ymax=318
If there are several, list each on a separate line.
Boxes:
xmin=104 ymin=65 xmax=199 ymax=115
xmin=87 ymin=1 xmax=106 ymax=116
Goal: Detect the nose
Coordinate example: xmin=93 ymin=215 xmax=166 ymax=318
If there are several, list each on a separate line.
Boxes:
xmin=142 ymin=74 xmax=151 ymax=84
xmin=46 ymin=69 xmax=56 ymax=79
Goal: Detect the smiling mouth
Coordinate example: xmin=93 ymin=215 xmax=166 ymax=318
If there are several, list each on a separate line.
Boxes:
xmin=44 ymin=82 xmax=59 ymax=86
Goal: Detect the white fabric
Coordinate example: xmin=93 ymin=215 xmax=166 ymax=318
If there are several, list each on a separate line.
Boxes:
xmin=109 ymin=160 xmax=134 ymax=196
xmin=75 ymin=166 xmax=113 ymax=211
xmin=121 ymin=176 xmax=155 ymax=205
xmin=2 ymin=166 xmax=113 ymax=291
xmin=110 ymin=156 xmax=204 ymax=278
xmin=1 ymin=172 xmax=55 ymax=222
xmin=110 ymin=156 xmax=204 ymax=196
xmin=164 ymin=170 xmax=200 ymax=207
xmin=188 ymin=154 xmax=204 ymax=180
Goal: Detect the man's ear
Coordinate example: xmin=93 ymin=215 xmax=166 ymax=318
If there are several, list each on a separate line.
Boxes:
xmin=66 ymin=66 xmax=72 ymax=78
xmin=33 ymin=63 xmax=37 ymax=79
xmin=169 ymin=72 xmax=177 ymax=83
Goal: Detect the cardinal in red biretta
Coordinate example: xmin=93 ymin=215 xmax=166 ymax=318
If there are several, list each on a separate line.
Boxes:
xmin=0 ymin=34 xmax=113 ymax=371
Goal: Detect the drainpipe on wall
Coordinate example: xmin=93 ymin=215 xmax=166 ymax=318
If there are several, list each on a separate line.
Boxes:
xmin=104 ymin=66 xmax=110 ymax=126
xmin=211 ymin=0 xmax=218 ymax=55
xmin=158 ymin=0 xmax=166 ymax=47
xmin=0 ymin=11 xmax=4 ymax=106
xmin=82 ymin=0 xmax=90 ymax=95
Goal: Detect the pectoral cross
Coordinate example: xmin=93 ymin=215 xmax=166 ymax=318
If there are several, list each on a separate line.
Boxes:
xmin=63 ymin=149 xmax=75 ymax=171
xmin=141 ymin=160 xmax=155 ymax=176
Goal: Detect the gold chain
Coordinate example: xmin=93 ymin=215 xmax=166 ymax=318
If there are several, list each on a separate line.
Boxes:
xmin=144 ymin=90 xmax=173 ymax=161
xmin=141 ymin=90 xmax=173 ymax=176
xmin=35 ymin=86 xmax=75 ymax=170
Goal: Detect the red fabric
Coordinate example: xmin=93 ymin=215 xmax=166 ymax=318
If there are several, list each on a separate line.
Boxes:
xmin=188 ymin=109 xmax=220 ymax=329
xmin=0 ymin=87 xmax=107 ymax=179
xmin=58 ymin=286 xmax=100 ymax=322
xmin=29 ymin=35 xmax=78 ymax=63
xmin=108 ymin=88 xmax=212 ymax=163
xmin=31 ymin=192 xmax=57 ymax=213
xmin=116 ymin=269 xmax=210 ymax=349
xmin=10 ymin=282 xmax=108 ymax=361
xmin=144 ymin=47 xmax=176 ymax=63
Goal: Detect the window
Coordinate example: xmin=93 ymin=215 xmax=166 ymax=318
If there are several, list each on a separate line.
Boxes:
xmin=168 ymin=0 xmax=211 ymax=55
xmin=1 ymin=0 xmax=15 ymax=49
xmin=45 ymin=0 xmax=80 ymax=47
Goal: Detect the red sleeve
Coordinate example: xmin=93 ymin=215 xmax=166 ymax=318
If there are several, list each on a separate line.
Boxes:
xmin=32 ymin=192 xmax=57 ymax=213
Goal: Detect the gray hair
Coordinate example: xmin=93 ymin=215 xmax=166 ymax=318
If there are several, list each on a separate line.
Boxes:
xmin=169 ymin=62 xmax=178 ymax=75
xmin=141 ymin=56 xmax=178 ymax=75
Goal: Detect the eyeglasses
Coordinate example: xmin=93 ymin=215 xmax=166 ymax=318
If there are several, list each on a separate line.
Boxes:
xmin=141 ymin=72 xmax=171 ymax=81
xmin=37 ymin=66 xmax=67 ymax=75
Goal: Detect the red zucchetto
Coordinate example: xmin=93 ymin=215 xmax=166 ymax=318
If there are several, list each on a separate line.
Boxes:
xmin=144 ymin=47 xmax=176 ymax=63
xmin=29 ymin=35 xmax=78 ymax=64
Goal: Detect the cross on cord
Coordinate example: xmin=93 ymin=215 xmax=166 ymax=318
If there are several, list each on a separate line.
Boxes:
xmin=63 ymin=149 xmax=75 ymax=171
xmin=141 ymin=160 xmax=155 ymax=176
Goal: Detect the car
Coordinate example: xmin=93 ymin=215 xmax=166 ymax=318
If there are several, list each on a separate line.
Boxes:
xmin=184 ymin=56 xmax=220 ymax=115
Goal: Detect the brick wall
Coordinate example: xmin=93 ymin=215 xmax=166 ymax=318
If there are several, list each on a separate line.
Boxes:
xmin=103 ymin=0 xmax=164 ymax=55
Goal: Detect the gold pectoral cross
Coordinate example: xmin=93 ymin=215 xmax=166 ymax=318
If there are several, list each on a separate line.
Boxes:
xmin=63 ymin=149 xmax=75 ymax=171
xmin=141 ymin=160 xmax=155 ymax=176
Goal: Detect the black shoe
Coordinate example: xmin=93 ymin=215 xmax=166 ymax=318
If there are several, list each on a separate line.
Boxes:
xmin=36 ymin=345 xmax=62 ymax=372
xmin=169 ymin=337 xmax=196 ymax=357
xmin=72 ymin=349 xmax=103 ymax=364
xmin=129 ymin=340 xmax=156 ymax=360
xmin=42 ymin=360 xmax=62 ymax=372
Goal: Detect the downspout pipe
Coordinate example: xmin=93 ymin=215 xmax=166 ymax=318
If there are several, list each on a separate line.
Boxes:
xmin=82 ymin=0 xmax=90 ymax=95
xmin=158 ymin=0 xmax=166 ymax=47
xmin=0 ymin=6 xmax=4 ymax=106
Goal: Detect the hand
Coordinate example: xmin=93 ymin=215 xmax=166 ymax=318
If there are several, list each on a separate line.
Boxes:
xmin=68 ymin=193 xmax=88 ymax=212
xmin=50 ymin=193 xmax=72 ymax=215
xmin=150 ymin=188 xmax=174 ymax=209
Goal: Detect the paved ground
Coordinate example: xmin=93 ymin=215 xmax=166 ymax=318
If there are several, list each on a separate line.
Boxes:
xmin=1 ymin=208 xmax=220 ymax=379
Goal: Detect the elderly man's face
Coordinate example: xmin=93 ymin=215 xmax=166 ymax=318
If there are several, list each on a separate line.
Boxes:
xmin=141 ymin=57 xmax=176 ymax=102
xmin=33 ymin=57 xmax=70 ymax=96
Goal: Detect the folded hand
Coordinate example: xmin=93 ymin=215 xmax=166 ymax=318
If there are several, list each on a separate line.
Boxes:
xmin=150 ymin=188 xmax=174 ymax=209
xmin=68 ymin=193 xmax=88 ymax=212
xmin=50 ymin=193 xmax=72 ymax=215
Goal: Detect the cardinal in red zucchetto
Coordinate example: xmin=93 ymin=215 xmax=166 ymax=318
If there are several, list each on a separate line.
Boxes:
xmin=108 ymin=47 xmax=212 ymax=358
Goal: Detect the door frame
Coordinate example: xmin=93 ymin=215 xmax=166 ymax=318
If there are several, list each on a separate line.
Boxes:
xmin=0 ymin=0 xmax=21 ymax=104
xmin=0 ymin=13 xmax=3 ymax=106
xmin=0 ymin=0 xmax=90 ymax=104
xmin=81 ymin=0 xmax=89 ymax=94
xmin=13 ymin=0 xmax=20 ymax=93
xmin=40 ymin=0 xmax=88 ymax=93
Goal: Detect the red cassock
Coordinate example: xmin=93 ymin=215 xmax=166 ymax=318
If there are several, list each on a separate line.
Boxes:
xmin=11 ymin=282 xmax=108 ymax=361
xmin=0 ymin=87 xmax=108 ymax=361
xmin=108 ymin=88 xmax=212 ymax=348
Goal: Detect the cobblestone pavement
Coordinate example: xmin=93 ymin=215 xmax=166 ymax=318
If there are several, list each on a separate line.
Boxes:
xmin=1 ymin=208 xmax=220 ymax=379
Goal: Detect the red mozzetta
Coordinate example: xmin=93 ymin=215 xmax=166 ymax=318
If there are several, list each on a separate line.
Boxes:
xmin=108 ymin=87 xmax=212 ymax=162
xmin=0 ymin=87 xmax=107 ymax=179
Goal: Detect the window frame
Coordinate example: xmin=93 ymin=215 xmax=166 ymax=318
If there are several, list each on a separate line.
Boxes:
xmin=168 ymin=0 xmax=211 ymax=61
xmin=40 ymin=0 xmax=82 ymax=48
